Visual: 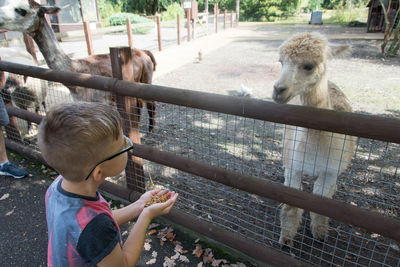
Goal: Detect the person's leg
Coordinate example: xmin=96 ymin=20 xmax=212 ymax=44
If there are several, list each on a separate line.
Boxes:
xmin=0 ymin=130 xmax=8 ymax=163
xmin=0 ymin=96 xmax=27 ymax=178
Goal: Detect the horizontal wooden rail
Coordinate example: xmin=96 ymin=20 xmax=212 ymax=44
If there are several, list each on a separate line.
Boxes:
xmin=4 ymin=138 xmax=310 ymax=267
xmin=1 ymin=61 xmax=400 ymax=144
xmin=4 ymin=108 xmax=400 ymax=243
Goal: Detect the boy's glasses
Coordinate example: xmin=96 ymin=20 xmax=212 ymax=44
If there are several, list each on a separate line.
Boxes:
xmin=84 ymin=135 xmax=134 ymax=180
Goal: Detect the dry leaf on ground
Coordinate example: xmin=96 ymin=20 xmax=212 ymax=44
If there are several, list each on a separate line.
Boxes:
xmin=174 ymin=244 xmax=188 ymax=254
xmin=192 ymin=244 xmax=203 ymax=258
xmin=163 ymin=256 xmax=176 ymax=267
xmin=5 ymin=209 xmax=14 ymax=216
xmin=0 ymin=193 xmax=9 ymax=200
xmin=202 ymin=248 xmax=214 ymax=263
xmin=148 ymin=223 xmax=160 ymax=229
xmin=146 ymin=258 xmax=156 ymax=265
xmin=147 ymin=229 xmax=157 ymax=236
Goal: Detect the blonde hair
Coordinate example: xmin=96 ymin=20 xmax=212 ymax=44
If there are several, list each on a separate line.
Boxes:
xmin=38 ymin=102 xmax=122 ymax=182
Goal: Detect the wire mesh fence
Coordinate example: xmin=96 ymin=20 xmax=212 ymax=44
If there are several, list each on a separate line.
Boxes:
xmin=2 ymin=67 xmax=400 ymax=266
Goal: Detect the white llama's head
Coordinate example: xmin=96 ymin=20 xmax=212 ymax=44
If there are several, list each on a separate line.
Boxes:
xmin=0 ymin=0 xmax=59 ymax=32
xmin=272 ymin=32 xmax=349 ymax=104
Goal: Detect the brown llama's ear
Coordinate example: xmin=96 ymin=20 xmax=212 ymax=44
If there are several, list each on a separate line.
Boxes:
xmin=329 ymin=44 xmax=351 ymax=58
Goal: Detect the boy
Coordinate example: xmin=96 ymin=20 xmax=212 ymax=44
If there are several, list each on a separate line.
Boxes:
xmin=38 ymin=102 xmax=178 ymax=266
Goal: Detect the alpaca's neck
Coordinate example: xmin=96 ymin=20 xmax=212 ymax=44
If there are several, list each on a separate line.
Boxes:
xmin=300 ymin=74 xmax=331 ymax=109
xmin=31 ymin=18 xmax=73 ymax=71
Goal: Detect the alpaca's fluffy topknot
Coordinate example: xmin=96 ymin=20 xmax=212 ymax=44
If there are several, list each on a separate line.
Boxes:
xmin=279 ymin=32 xmax=330 ymax=64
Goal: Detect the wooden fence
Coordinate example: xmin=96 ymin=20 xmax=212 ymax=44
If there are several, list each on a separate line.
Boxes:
xmin=0 ymin=56 xmax=399 ymax=266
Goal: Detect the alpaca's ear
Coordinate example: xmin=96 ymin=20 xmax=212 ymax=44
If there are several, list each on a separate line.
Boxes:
xmin=329 ymin=44 xmax=351 ymax=58
xmin=39 ymin=6 xmax=61 ymax=15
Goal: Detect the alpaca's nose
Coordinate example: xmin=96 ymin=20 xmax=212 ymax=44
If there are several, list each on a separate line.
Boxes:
xmin=273 ymin=84 xmax=287 ymax=94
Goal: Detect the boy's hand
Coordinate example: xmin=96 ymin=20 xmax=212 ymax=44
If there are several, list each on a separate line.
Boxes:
xmin=138 ymin=189 xmax=166 ymax=208
xmin=141 ymin=191 xmax=178 ymax=220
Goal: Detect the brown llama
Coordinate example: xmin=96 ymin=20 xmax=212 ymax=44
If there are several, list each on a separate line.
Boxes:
xmin=0 ymin=0 xmax=157 ymax=132
xmin=272 ymin=32 xmax=357 ymax=246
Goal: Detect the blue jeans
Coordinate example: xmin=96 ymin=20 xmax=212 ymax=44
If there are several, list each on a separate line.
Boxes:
xmin=0 ymin=95 xmax=10 ymax=127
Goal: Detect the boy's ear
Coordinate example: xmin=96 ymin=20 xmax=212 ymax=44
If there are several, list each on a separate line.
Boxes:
xmin=91 ymin=167 xmax=104 ymax=183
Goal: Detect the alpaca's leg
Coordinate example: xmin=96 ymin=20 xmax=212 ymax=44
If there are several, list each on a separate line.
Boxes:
xmin=146 ymin=101 xmax=156 ymax=132
xmin=279 ymin=169 xmax=304 ymax=246
xmin=310 ymin=171 xmax=337 ymax=240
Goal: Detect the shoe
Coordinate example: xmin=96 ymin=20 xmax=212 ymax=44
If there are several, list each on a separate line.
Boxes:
xmin=0 ymin=162 xmax=28 ymax=179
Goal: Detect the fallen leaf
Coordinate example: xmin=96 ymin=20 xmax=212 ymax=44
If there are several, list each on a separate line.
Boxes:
xmin=171 ymin=252 xmax=180 ymax=260
xmin=5 ymin=209 xmax=14 ymax=216
xmin=152 ymin=251 xmax=158 ymax=258
xmin=147 ymin=229 xmax=157 ymax=236
xmin=212 ymin=259 xmax=228 ymax=266
xmin=0 ymin=193 xmax=9 ymax=200
xmin=174 ymin=244 xmax=188 ymax=254
xmin=192 ymin=244 xmax=203 ymax=258
xmin=146 ymin=258 xmax=156 ymax=265
xmin=194 ymin=238 xmax=200 ymax=243
xmin=202 ymin=248 xmax=213 ymax=263
xmin=179 ymin=255 xmax=189 ymax=263
xmin=163 ymin=256 xmax=176 ymax=267
xmin=148 ymin=223 xmax=160 ymax=229
xmin=236 ymin=262 xmax=247 ymax=267
xmin=144 ymin=242 xmax=151 ymax=251
xmin=122 ymin=230 xmax=128 ymax=236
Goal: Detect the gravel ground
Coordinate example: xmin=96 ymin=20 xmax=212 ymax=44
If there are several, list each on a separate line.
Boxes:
xmin=153 ymin=23 xmax=400 ymax=117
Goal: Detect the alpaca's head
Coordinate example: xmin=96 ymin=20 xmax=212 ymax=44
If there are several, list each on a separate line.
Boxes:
xmin=0 ymin=0 xmax=60 ymax=33
xmin=273 ymin=32 xmax=349 ymax=104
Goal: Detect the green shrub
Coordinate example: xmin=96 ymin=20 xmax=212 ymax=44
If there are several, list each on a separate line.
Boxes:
xmin=108 ymin=13 xmax=153 ymax=34
xmin=108 ymin=13 xmax=153 ymax=26
xmin=160 ymin=3 xmax=185 ymax=21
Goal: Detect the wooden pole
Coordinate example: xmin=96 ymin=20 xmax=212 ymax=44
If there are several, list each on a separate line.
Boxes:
xmin=126 ymin=18 xmax=133 ymax=48
xmin=83 ymin=21 xmax=94 ymax=56
xmin=109 ymin=47 xmax=145 ymax=193
xmin=186 ymin=9 xmax=191 ymax=42
xmin=156 ymin=15 xmax=162 ymax=51
xmin=224 ymin=10 xmax=226 ymax=30
xmin=215 ymin=3 xmax=218 ymax=33
xmin=177 ymin=14 xmax=181 ymax=45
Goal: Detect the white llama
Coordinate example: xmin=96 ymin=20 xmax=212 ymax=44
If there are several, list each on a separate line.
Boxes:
xmin=272 ymin=32 xmax=357 ymax=246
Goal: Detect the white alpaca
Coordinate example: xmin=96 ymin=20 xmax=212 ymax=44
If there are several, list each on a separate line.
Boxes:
xmin=272 ymin=32 xmax=357 ymax=246
xmin=0 ymin=47 xmax=48 ymax=134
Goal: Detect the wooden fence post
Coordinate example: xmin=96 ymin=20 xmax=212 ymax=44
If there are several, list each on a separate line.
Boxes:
xmin=109 ymin=47 xmax=145 ymax=193
xmin=177 ymin=14 xmax=181 ymax=45
xmin=156 ymin=15 xmax=162 ymax=51
xmin=186 ymin=9 xmax=191 ymax=42
xmin=215 ymin=3 xmax=218 ymax=33
xmin=224 ymin=10 xmax=226 ymax=30
xmin=83 ymin=21 xmax=94 ymax=56
xmin=126 ymin=18 xmax=133 ymax=48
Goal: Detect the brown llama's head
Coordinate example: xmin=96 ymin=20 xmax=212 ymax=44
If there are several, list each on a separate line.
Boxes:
xmin=0 ymin=0 xmax=60 ymax=33
xmin=273 ymin=32 xmax=349 ymax=104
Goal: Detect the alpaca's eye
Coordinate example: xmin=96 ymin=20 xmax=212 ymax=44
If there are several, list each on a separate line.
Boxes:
xmin=15 ymin=8 xmax=27 ymax=17
xmin=303 ymin=64 xmax=314 ymax=71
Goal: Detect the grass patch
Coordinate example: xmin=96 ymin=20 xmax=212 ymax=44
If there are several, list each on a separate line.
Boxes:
xmin=323 ymin=8 xmax=368 ymax=26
